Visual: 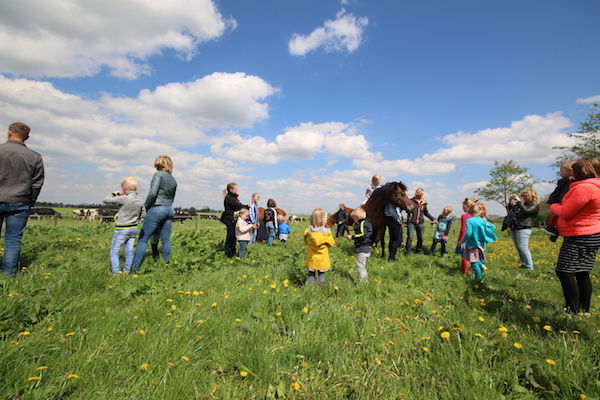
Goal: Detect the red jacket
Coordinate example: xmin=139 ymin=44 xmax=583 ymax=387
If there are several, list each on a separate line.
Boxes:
xmin=550 ymin=178 xmax=600 ymax=237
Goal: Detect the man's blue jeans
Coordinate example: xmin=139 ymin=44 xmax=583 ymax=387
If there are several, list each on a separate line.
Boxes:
xmin=110 ymin=228 xmax=137 ymax=273
xmin=131 ymin=206 xmax=174 ymax=272
xmin=0 ymin=203 xmax=30 ymax=277
xmin=266 ymin=222 xmax=276 ymax=246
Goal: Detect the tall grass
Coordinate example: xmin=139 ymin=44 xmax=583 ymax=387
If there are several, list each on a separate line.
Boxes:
xmin=0 ymin=218 xmax=598 ymax=399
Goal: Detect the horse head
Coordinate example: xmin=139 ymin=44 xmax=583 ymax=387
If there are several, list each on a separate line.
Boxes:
xmin=388 ymin=181 xmax=413 ymax=211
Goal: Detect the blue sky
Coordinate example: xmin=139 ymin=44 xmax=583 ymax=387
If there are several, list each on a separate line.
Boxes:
xmin=1 ymin=0 xmax=599 ymax=214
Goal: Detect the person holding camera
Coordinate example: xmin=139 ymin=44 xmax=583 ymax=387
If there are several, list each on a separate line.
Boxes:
xmin=506 ymin=189 xmax=540 ymax=271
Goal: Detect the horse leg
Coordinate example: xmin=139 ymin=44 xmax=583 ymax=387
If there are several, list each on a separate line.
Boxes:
xmin=380 ymin=224 xmax=387 ymax=258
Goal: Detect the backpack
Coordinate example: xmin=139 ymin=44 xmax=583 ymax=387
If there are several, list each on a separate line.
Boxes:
xmin=264 ymin=208 xmax=275 ymax=223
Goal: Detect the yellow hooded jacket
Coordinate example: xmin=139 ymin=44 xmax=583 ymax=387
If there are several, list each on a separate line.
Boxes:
xmin=304 ymin=228 xmax=335 ymax=270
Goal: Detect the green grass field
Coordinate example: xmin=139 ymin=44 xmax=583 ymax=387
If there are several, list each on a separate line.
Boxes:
xmin=1 ymin=217 xmax=599 ymax=399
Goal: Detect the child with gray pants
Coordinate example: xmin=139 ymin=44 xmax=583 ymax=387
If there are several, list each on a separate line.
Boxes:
xmin=347 ymin=208 xmax=374 ymax=282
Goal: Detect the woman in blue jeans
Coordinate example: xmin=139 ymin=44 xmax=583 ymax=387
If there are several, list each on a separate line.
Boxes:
xmin=131 ymin=156 xmax=177 ymax=273
xmin=508 ymin=190 xmax=540 ymax=270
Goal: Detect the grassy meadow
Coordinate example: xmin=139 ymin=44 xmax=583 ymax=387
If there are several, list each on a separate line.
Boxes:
xmin=1 ymin=216 xmax=599 ymax=399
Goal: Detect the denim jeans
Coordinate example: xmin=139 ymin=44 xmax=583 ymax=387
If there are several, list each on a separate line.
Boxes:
xmin=406 ymin=222 xmax=424 ymax=253
xmin=511 ymin=228 xmax=533 ymax=270
xmin=0 ymin=203 xmax=30 ymax=277
xmin=110 ymin=228 xmax=137 ymax=273
xmin=131 ymin=206 xmax=174 ymax=272
xmin=238 ymin=240 xmax=249 ymax=258
xmin=266 ymin=222 xmax=276 ymax=246
xmin=249 ymin=229 xmax=257 ymax=245
xmin=385 ymin=216 xmax=402 ymax=260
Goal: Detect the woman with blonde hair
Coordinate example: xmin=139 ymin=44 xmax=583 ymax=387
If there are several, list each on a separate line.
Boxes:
xmin=131 ymin=155 xmax=177 ymax=273
xmin=508 ymin=188 xmax=540 ymax=271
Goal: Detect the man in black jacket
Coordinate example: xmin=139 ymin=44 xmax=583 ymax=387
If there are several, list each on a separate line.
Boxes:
xmin=0 ymin=123 xmax=44 ymax=277
xmin=220 ymin=183 xmax=245 ymax=257
xmin=336 ymin=203 xmax=348 ymax=237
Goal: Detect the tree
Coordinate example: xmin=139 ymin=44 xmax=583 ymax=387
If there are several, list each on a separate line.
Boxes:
xmin=475 ymin=160 xmax=535 ymax=210
xmin=554 ymin=103 xmax=600 ymax=164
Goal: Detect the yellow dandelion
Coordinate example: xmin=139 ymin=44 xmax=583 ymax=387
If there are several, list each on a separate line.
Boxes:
xmin=497 ymin=326 xmax=508 ymax=333
xmin=291 ymin=382 xmax=301 ymax=390
xmin=369 ymin=333 xmax=377 ymax=337
xmin=167 ymin=362 xmax=176 ymax=367
xmin=501 ymin=332 xmax=509 ymax=338
xmin=139 ymin=363 xmax=150 ymax=371
xmin=422 ymin=347 xmax=430 ymax=352
xmin=532 ymin=317 xmax=541 ymax=323
xmin=211 ymin=302 xmax=218 ymax=307
xmin=164 ymin=312 xmax=173 ymax=317
xmin=262 ymin=290 xmax=269 ymax=295
xmin=65 ymin=332 xmax=75 ymax=337
xmin=421 ymin=336 xmax=431 ymax=340
xmin=513 ymin=343 xmax=523 ymax=349
xmin=166 ymin=298 xmax=174 ymax=302
xmin=333 ymin=285 xmax=340 ymax=291
xmin=28 ymin=376 xmax=41 ymax=381
xmin=18 ymin=331 xmax=31 ymax=337
xmin=240 ymin=370 xmax=249 ymax=377
xmin=170 ymin=305 xmax=177 ymax=311
xmin=46 ymin=328 xmax=53 ymax=332
xmin=269 ymin=283 xmax=277 ymax=289
xmin=138 ymin=330 xmax=146 ymax=335
xmin=234 ymin=318 xmax=241 ymax=322
xmin=275 ymin=312 xmax=282 ymax=317
xmin=474 ymin=333 xmax=485 ymax=338
xmin=478 ymin=317 xmax=485 ymax=322
xmin=573 ymin=330 xmax=581 ymax=335
xmin=543 ymin=325 xmax=552 ymax=331
xmin=302 ymin=307 xmax=309 ymax=313
xmin=545 ymin=359 xmax=557 ymax=366
xmin=66 ymin=374 xmax=79 ymax=379
xmin=283 ymin=279 xmax=290 ymax=287
xmin=181 ymin=356 xmax=190 ymax=362
xmin=440 ymin=331 xmax=450 ymax=339
xmin=36 ymin=366 xmax=48 ymax=371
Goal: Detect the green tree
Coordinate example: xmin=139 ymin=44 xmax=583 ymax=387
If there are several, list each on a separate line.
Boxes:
xmin=554 ymin=103 xmax=600 ymax=164
xmin=475 ymin=160 xmax=535 ymax=210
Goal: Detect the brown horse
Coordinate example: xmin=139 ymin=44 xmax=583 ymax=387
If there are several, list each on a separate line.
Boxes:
xmin=258 ymin=207 xmax=287 ymax=221
xmin=363 ymin=181 xmax=412 ymax=257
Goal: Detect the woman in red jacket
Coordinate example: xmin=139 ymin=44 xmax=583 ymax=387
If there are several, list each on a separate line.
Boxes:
xmin=550 ymin=158 xmax=600 ymax=316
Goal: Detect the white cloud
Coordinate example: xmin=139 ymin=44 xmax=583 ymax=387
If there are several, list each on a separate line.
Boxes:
xmin=212 ymin=122 xmax=372 ymax=164
xmin=458 ymin=181 xmax=489 ymax=192
xmin=576 ymin=95 xmax=600 ymax=104
xmin=0 ymin=0 xmax=235 ymax=79
xmin=289 ymin=9 xmax=368 ymax=56
xmin=0 ymin=73 xmax=273 ymax=205
xmin=422 ymin=113 xmax=574 ymax=164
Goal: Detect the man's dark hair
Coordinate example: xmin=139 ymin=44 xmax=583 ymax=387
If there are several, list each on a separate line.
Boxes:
xmin=8 ymin=122 xmax=31 ymax=139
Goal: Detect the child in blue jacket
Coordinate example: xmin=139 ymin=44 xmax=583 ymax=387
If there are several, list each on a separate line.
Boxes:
xmin=278 ymin=215 xmax=291 ymax=243
xmin=461 ymin=202 xmax=498 ymax=282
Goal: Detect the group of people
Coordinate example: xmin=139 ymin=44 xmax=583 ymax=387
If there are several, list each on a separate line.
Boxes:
xmin=1 ymin=122 xmax=600 ymax=317
xmin=220 ymin=185 xmax=291 ymax=258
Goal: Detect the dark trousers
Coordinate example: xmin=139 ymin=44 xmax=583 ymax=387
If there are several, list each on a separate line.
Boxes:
xmin=406 ymin=222 xmax=424 ymax=253
xmin=224 ymin=222 xmax=237 ymax=257
xmin=430 ymin=240 xmax=447 ymax=255
xmin=336 ymin=223 xmax=346 ymax=237
xmin=384 ymin=216 xmax=402 ymax=260
xmin=557 ymin=271 xmax=592 ymax=313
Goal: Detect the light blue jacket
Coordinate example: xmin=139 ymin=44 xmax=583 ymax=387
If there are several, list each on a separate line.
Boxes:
xmin=462 ymin=216 xmax=498 ymax=249
xmin=384 ymin=203 xmax=402 ymax=224
xmin=145 ymin=171 xmax=177 ymax=210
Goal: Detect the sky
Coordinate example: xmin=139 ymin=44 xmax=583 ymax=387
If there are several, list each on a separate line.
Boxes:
xmin=1 ymin=0 xmax=599 ymax=215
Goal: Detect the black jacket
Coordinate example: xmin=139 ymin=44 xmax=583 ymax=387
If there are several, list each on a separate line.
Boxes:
xmin=547 ymin=178 xmax=571 ymax=205
xmin=513 ymin=201 xmax=540 ymax=229
xmin=220 ymin=193 xmax=244 ymax=225
xmin=352 ymin=218 xmax=374 ymax=253
xmin=406 ymin=198 xmax=435 ymax=224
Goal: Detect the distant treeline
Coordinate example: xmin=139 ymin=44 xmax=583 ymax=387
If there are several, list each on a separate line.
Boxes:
xmin=35 ymin=202 xmax=220 ymax=213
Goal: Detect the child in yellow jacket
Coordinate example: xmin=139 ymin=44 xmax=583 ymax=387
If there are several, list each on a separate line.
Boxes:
xmin=304 ymin=208 xmax=336 ymax=285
